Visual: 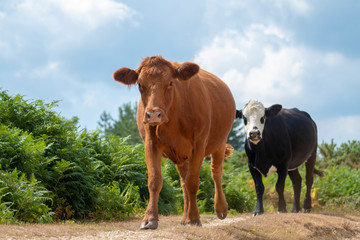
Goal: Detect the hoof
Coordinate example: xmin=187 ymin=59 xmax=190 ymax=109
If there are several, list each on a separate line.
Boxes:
xmin=187 ymin=220 xmax=202 ymax=227
xmin=190 ymin=222 xmax=202 ymax=227
xmin=303 ymin=208 xmax=311 ymax=213
xmin=291 ymin=208 xmax=300 ymax=213
xmin=278 ymin=208 xmax=287 ymax=213
xmin=253 ymin=211 xmax=263 ymax=217
xmin=216 ymin=211 xmax=227 ymax=220
xmin=140 ymin=220 xmax=158 ymax=230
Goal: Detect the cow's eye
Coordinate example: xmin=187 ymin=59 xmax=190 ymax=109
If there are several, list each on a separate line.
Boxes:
xmin=137 ymin=83 xmax=141 ymax=88
xmin=243 ymin=117 xmax=248 ymax=125
xmin=260 ymin=116 xmax=265 ymax=124
xmin=169 ymin=81 xmax=173 ymax=86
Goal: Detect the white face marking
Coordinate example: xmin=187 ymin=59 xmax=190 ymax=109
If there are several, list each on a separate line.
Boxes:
xmin=266 ymin=165 xmax=277 ymax=177
xmin=242 ymin=100 xmax=266 ymax=144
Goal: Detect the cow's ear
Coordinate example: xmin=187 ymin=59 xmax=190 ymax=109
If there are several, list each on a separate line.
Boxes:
xmin=265 ymin=104 xmax=282 ymax=118
xmin=236 ymin=110 xmax=243 ymax=119
xmin=113 ymin=67 xmax=138 ymax=85
xmin=175 ymin=62 xmax=200 ymax=80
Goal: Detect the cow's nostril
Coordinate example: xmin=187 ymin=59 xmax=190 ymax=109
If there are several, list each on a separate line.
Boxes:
xmin=250 ymin=130 xmax=261 ymax=139
xmin=145 ymin=111 xmax=163 ymax=123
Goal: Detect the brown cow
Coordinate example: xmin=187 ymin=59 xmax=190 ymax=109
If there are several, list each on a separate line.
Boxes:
xmin=113 ymin=56 xmax=235 ymax=229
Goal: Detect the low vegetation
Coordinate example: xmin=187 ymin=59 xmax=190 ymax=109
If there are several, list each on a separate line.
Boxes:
xmin=0 ymin=89 xmax=359 ymax=223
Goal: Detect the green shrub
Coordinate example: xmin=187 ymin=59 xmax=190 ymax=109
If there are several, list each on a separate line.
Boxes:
xmin=314 ymin=165 xmax=360 ymax=210
xmin=223 ymin=169 xmax=255 ymax=213
xmin=0 ymin=124 xmax=49 ymax=177
xmin=223 ymin=152 xmax=256 ymax=213
xmin=197 ymin=160 xmax=215 ymax=213
xmin=0 ymin=201 xmax=16 ymax=224
xmin=0 ymin=90 xmax=150 ymax=221
xmin=318 ymin=140 xmax=360 ymax=169
xmin=0 ymin=169 xmax=53 ymax=223
xmin=95 ymin=182 xmax=140 ymax=220
xmin=161 ymin=160 xmax=183 ymax=214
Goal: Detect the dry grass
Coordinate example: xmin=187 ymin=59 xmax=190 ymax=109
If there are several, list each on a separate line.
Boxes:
xmin=0 ymin=213 xmax=359 ymax=240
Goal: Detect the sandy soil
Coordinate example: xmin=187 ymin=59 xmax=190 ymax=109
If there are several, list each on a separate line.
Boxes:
xmin=0 ymin=213 xmax=359 ymax=240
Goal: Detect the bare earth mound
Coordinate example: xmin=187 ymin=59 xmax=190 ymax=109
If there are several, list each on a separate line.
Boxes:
xmin=1 ymin=213 xmax=359 ymax=239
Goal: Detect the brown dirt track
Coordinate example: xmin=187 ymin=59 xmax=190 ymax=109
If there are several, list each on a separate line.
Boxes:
xmin=0 ymin=213 xmax=359 ymax=239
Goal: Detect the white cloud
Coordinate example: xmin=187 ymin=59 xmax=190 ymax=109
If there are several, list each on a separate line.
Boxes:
xmin=15 ymin=0 xmax=136 ymax=33
xmin=272 ymin=0 xmax=311 ymax=15
xmin=194 ymin=24 xmax=305 ymax=105
xmin=0 ymin=0 xmax=136 ymax=51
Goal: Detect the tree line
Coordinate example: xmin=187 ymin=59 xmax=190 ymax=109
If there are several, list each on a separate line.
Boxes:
xmin=0 ymin=89 xmax=359 ymax=223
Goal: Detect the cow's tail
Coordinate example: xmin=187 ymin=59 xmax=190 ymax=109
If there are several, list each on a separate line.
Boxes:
xmin=224 ymin=144 xmax=234 ymax=159
xmin=314 ymin=168 xmax=325 ymax=177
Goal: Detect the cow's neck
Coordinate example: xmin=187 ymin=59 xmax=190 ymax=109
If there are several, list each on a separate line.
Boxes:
xmin=249 ymin=140 xmax=273 ymax=177
xmin=153 ymin=90 xmax=194 ymax=165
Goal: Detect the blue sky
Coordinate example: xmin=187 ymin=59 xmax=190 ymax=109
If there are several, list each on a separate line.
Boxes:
xmin=1 ymin=0 xmax=359 ymax=144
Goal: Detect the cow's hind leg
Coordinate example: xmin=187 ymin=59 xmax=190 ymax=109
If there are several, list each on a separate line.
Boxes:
xmin=288 ymin=169 xmax=302 ymax=213
xmin=276 ymin=167 xmax=288 ymax=213
xmin=211 ymin=145 xmax=228 ymax=220
xmin=176 ymin=162 xmax=189 ymax=225
xmin=303 ymin=148 xmax=317 ymax=213
xmin=185 ymin=148 xmax=205 ymax=226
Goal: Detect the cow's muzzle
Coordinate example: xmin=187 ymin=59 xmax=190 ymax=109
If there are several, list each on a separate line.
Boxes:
xmin=249 ymin=130 xmax=261 ymax=144
xmin=143 ymin=108 xmax=168 ymax=125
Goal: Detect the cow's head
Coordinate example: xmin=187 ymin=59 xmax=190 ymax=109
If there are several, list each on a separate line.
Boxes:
xmin=113 ymin=56 xmax=199 ymax=126
xmin=236 ymin=100 xmax=282 ymax=144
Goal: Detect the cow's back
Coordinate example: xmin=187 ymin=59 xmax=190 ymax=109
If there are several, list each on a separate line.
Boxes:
xmin=195 ymin=69 xmax=236 ymax=154
xmin=263 ymin=108 xmax=317 ymax=169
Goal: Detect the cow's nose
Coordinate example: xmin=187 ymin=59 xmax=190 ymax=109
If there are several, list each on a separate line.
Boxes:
xmin=249 ymin=130 xmax=261 ymax=140
xmin=146 ymin=111 xmax=162 ymax=123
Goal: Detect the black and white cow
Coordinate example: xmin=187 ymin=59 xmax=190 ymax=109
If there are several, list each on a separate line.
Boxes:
xmin=236 ymin=100 xmax=323 ymax=216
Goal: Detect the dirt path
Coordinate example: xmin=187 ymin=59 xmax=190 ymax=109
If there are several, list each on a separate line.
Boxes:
xmin=1 ymin=213 xmax=359 ymax=240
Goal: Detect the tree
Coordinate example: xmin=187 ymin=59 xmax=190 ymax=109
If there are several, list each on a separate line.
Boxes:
xmin=227 ymin=118 xmax=245 ymax=151
xmin=98 ymin=102 xmax=142 ymax=145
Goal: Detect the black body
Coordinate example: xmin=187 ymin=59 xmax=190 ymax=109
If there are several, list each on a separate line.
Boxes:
xmin=237 ymin=107 xmax=323 ymax=215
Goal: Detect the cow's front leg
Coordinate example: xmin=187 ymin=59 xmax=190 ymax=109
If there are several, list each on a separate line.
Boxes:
xmin=140 ymin=136 xmax=163 ymax=230
xmin=185 ymin=149 xmax=204 ymax=226
xmin=276 ymin=167 xmax=288 ymax=213
xmin=249 ymin=164 xmax=264 ymax=216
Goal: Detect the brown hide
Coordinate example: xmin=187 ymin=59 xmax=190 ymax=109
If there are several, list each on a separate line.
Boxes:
xmin=113 ymin=56 xmax=235 ymax=229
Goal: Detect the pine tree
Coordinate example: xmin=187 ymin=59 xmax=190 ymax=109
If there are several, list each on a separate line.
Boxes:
xmin=98 ymin=102 xmax=142 ymax=145
xmin=227 ymin=118 xmax=246 ymax=151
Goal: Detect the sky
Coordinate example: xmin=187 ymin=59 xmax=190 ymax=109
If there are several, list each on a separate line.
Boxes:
xmin=1 ymin=0 xmax=359 ymax=145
